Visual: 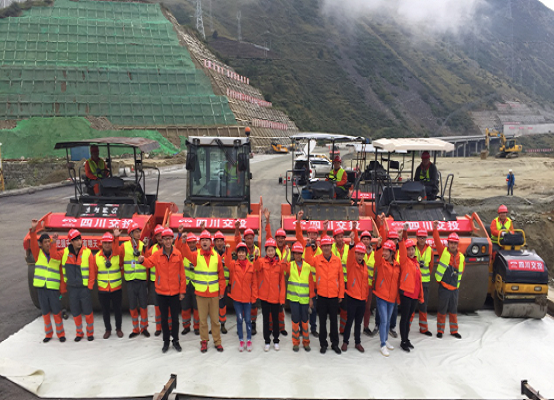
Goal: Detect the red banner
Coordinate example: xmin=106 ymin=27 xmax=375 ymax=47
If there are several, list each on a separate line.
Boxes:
xmin=282 ymin=218 xmax=373 ymax=232
xmin=387 ymin=219 xmax=473 ymax=233
xmin=46 ymin=214 xmax=150 ymax=230
xmin=351 ymin=192 xmax=375 ymax=200
xmin=508 ymin=260 xmax=545 ymax=272
xmin=168 ymin=215 xmax=260 ymax=230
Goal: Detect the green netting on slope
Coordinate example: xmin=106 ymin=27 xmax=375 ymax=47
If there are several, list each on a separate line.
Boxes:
xmin=0 ymin=117 xmax=179 ymax=159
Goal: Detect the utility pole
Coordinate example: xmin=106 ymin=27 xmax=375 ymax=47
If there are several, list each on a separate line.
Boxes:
xmin=0 ymin=143 xmax=5 ymax=192
xmin=196 ymin=0 xmax=206 ymax=40
xmin=237 ymin=10 xmax=242 ymax=42
xmin=506 ymin=0 xmax=515 ymax=80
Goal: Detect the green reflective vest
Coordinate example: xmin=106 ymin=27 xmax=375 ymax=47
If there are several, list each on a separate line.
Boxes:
xmin=247 ymin=245 xmax=260 ymax=263
xmin=33 ymin=249 xmax=62 ymax=290
xmin=419 ymin=167 xmax=430 ymax=182
xmin=435 ymin=250 xmax=464 ymax=289
xmin=491 ymin=217 xmax=513 ymax=245
xmin=194 ymin=250 xmax=219 ymax=293
xmin=183 ymin=256 xmax=194 ymax=286
xmin=62 ymin=247 xmax=91 ymax=287
xmin=416 ymin=245 xmax=433 ymax=283
xmin=88 ymin=158 xmax=106 ymax=178
xmin=287 ymin=260 xmax=311 ymax=304
xmin=329 ymin=168 xmax=346 ymax=191
xmin=95 ymin=252 xmax=122 ymax=290
xmin=150 ymin=244 xmax=161 ymax=282
xmin=363 ymin=251 xmax=375 ymax=286
xmin=123 ymin=240 xmax=146 ymax=281
xmin=332 ymin=243 xmax=348 ymax=283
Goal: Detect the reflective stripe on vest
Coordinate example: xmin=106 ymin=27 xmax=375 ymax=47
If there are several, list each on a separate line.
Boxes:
xmin=123 ymin=240 xmax=146 ymax=281
xmin=304 ymin=246 xmax=322 ymax=282
xmin=329 ymin=168 xmax=346 ymax=191
xmin=150 ymin=244 xmax=161 ymax=281
xmin=287 ymin=261 xmax=311 ymax=304
xmin=491 ymin=217 xmax=512 ymax=244
xmin=247 ymin=245 xmax=260 ymax=263
xmin=33 ymin=249 xmax=62 ymax=290
xmin=183 ymin=257 xmax=195 ymax=285
xmin=88 ymin=158 xmax=106 ymax=177
xmin=364 ymin=251 xmax=375 ymax=286
xmin=332 ymin=244 xmax=348 ymax=282
xmin=276 ymin=246 xmax=291 ymax=263
xmin=95 ymin=252 xmax=122 ymax=290
xmin=194 ymin=252 xmax=219 ymax=293
xmin=416 ymin=245 xmax=433 ymax=283
xmin=419 ymin=167 xmax=430 ymax=182
xmin=62 ymin=247 xmax=91 ymax=287
xmin=435 ymin=250 xmax=464 ymax=289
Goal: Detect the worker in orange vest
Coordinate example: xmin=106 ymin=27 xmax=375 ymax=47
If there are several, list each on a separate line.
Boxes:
xmin=225 ymin=242 xmax=258 ymax=352
xmin=180 ymin=230 xmax=227 ymax=353
xmin=255 ymin=238 xmax=286 ymax=351
xmin=175 ymin=231 xmax=200 ymax=335
xmin=305 ymin=236 xmax=344 ymax=354
xmin=398 ymin=230 xmax=425 ymax=352
xmin=139 ymin=228 xmax=186 ymax=353
xmin=433 ymin=221 xmax=464 ymax=339
xmin=264 ymin=208 xmax=289 ymax=336
xmin=341 ymin=242 xmax=370 ymax=353
xmin=89 ymin=230 xmax=124 ymax=339
xmin=29 ymin=220 xmax=66 ymax=343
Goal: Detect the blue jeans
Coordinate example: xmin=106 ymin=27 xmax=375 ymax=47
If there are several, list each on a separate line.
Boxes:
xmin=234 ymin=301 xmax=252 ymax=341
xmin=376 ymin=297 xmax=395 ymax=347
xmin=309 ymin=295 xmax=318 ymax=332
xmin=375 ymin=302 xmax=398 ymax=329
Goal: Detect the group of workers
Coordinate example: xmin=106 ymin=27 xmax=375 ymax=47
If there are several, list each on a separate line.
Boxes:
xmin=29 ymin=203 xmax=514 ymax=356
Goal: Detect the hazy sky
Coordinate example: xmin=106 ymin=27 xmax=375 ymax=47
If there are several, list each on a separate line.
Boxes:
xmin=540 ymin=0 xmax=554 ymax=10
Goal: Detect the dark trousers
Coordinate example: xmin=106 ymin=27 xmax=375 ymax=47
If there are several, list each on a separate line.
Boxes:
xmin=318 ymin=296 xmax=339 ymax=348
xmin=98 ymin=290 xmax=122 ymax=331
xmin=309 ymin=294 xmax=318 ymax=332
xmin=399 ymin=291 xmax=418 ymax=343
xmin=261 ymin=300 xmax=280 ymax=344
xmin=343 ymin=294 xmax=365 ymax=345
xmin=507 ymin=185 xmax=514 ymax=196
xmin=157 ymin=294 xmax=180 ymax=343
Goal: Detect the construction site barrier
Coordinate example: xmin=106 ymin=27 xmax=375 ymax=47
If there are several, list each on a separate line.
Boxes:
xmin=526 ymin=148 xmax=553 ymax=153
xmin=252 ymin=118 xmax=288 ymax=131
xmin=226 ymin=88 xmax=271 ymax=108
xmin=203 ymin=59 xmax=249 ymax=85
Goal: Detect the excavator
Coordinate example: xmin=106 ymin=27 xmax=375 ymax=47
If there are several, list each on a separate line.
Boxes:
xmin=271 ymin=142 xmax=289 ymax=154
xmin=481 ymin=128 xmax=522 ymax=159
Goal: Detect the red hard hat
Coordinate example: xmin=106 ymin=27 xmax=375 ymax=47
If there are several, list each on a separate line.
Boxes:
xmin=360 ymin=230 xmax=372 ymax=239
xmin=214 ymin=231 xmax=225 ymax=240
xmin=236 ymin=242 xmax=248 ymax=252
xmin=383 ymin=240 xmax=396 ymax=252
xmin=275 ymin=229 xmax=287 ymax=238
xmin=186 ymin=232 xmax=198 ymax=242
xmin=199 ymin=230 xmax=212 ymax=240
xmin=416 ymin=228 xmax=427 ymax=237
xmin=154 ymin=225 xmax=164 ymax=236
xmin=388 ymin=230 xmax=399 ymax=240
xmin=162 ymin=228 xmax=174 ymax=238
xmin=355 ymin=242 xmax=367 ymax=254
xmin=101 ymin=232 xmax=114 ymax=243
xmin=498 ymin=204 xmax=508 ymax=213
xmin=291 ymin=241 xmax=304 ymax=253
xmin=307 ymin=226 xmax=319 ymax=234
xmin=447 ymin=233 xmax=460 ymax=243
xmin=265 ymin=238 xmax=277 ymax=248
xmin=333 ymin=228 xmax=344 ymax=237
xmin=320 ymin=236 xmax=333 ymax=246
xmin=68 ymin=229 xmax=81 ymax=241
xmin=405 ymin=239 xmax=415 ymax=248
xmin=333 ymin=156 xmax=342 ymax=163
xmin=128 ymin=222 xmax=140 ymax=233
xmin=244 ymin=228 xmax=255 ymax=237
xmin=421 ymin=151 xmax=430 ymax=160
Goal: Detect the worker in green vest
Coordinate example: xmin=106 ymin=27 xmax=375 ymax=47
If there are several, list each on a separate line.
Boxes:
xmin=121 ymin=222 xmax=150 ymax=339
xmin=29 ymin=220 xmax=66 ymax=343
xmin=327 ymin=156 xmax=348 ymax=199
xmin=415 ymin=228 xmax=433 ymax=336
xmin=84 ymin=145 xmax=109 ymax=195
xmin=490 ymin=204 xmax=514 ymax=248
xmin=432 ymin=221 xmax=464 ymax=339
xmin=175 ymin=231 xmax=200 ymax=335
xmin=414 ymin=151 xmax=439 ymax=200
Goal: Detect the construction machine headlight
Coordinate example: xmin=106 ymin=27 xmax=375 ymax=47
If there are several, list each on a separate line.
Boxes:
xmin=534 ymin=286 xmax=543 ymax=292
xmin=511 ymin=285 xmax=519 ymax=291
xmin=471 ymin=245 xmax=479 ymax=255
xmin=417 ymin=196 xmax=423 ymax=202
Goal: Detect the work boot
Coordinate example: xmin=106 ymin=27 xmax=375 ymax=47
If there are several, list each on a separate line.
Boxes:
xmin=331 ymin=344 xmax=342 ymax=354
xmin=280 ymin=329 xmax=288 ymax=336
xmin=400 ymin=342 xmax=411 ymax=352
xmin=363 ymin=327 xmax=372 ymax=336
xmin=181 ymin=327 xmax=191 ymax=335
xmin=420 ymin=330 xmax=432 ymax=337
xmin=341 ymin=342 xmax=348 ymax=352
xmin=451 ymin=333 xmax=462 ymax=339
xmin=304 ymin=344 xmax=311 ymax=352
xmin=251 ymin=322 xmax=257 ymax=336
xmin=355 ymin=344 xmax=365 ymax=353
xmin=173 ymin=341 xmax=182 ymax=352
xmin=74 ymin=336 xmax=83 ymax=342
xmin=116 ymin=329 xmax=124 ymax=338
xmin=87 ymin=336 xmax=94 ymax=342
xmin=43 ymin=337 xmax=52 ymax=343
xmin=141 ymin=329 xmax=150 ymax=338
xmin=407 ymin=340 xmax=414 ymax=349
xmin=221 ymin=323 xmax=227 ymax=334
xmin=194 ymin=328 xmax=200 ymax=336
xmin=201 ymin=340 xmax=208 ymax=353
xmin=293 ymin=345 xmax=300 ymax=352
xmin=216 ymin=344 xmax=224 ymax=352
xmin=389 ymin=329 xmax=398 ymax=338
xmin=129 ymin=332 xmax=139 ymax=339
xmin=311 ymin=330 xmax=319 ymax=338
xmin=369 ymin=326 xmax=378 ymax=337
xmin=320 ymin=346 xmax=327 ymax=354
xmin=162 ymin=342 xmax=170 ymax=353
xmin=437 ymin=332 xmax=443 ymax=338
xmin=155 ymin=330 xmax=162 ymax=337
xmin=103 ymin=331 xmax=111 ymax=340
xmin=59 ymin=337 xmax=66 ymax=343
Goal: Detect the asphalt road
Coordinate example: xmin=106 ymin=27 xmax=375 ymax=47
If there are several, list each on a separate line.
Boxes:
xmin=0 ymin=153 xmax=290 ymax=400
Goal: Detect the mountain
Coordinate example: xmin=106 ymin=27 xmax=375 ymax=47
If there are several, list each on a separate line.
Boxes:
xmin=165 ymin=0 xmax=554 ymax=139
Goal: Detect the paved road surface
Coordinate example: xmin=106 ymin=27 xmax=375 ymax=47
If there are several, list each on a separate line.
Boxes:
xmin=0 ymin=153 xmax=290 ymax=399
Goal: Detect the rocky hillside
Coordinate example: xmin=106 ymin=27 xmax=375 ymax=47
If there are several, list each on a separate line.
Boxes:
xmin=165 ymin=0 xmax=554 ymax=139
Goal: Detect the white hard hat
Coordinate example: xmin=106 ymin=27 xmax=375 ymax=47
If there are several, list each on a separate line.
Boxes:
xmin=509 ymin=169 xmax=512 ymax=172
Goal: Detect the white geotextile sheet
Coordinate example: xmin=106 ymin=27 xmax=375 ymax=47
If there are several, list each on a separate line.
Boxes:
xmin=0 ymin=307 xmax=553 ymax=399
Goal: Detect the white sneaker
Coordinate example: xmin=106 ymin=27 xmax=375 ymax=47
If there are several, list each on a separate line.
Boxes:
xmin=274 ymin=343 xmax=280 ymax=351
xmin=386 ymin=341 xmax=394 ymax=350
xmin=380 ymin=346 xmax=390 ymax=357
xmin=264 ymin=344 xmax=270 ymax=352
xmin=239 ymin=341 xmax=244 ymax=352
